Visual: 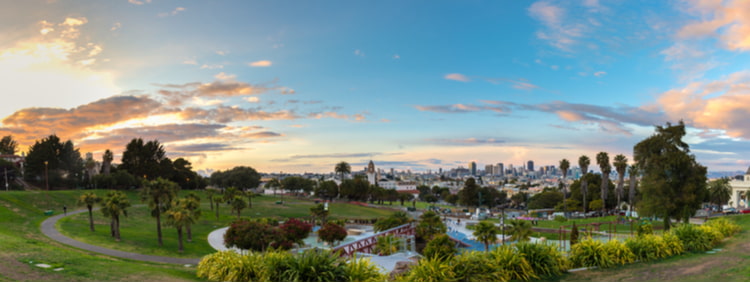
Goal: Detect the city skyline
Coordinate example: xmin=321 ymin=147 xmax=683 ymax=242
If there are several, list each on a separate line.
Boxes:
xmin=2 ymin=1 xmax=750 ymax=174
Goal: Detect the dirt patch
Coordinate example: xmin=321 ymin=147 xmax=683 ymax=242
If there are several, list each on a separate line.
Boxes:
xmin=0 ymin=256 xmax=65 ymax=282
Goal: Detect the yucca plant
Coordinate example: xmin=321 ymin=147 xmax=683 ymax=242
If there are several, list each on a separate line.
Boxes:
xmin=489 ymin=244 xmax=536 ymax=281
xmin=603 ymin=239 xmax=635 ymax=266
xmin=399 ymin=256 xmax=456 ymax=282
xmin=568 ymin=237 xmax=613 ymax=268
xmin=342 ymin=256 xmax=387 ymax=282
xmin=515 ymin=241 xmax=569 ymax=279
xmin=452 ymin=250 xmax=510 ymax=282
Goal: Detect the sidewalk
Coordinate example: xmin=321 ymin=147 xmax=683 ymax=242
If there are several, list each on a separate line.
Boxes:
xmin=40 ymin=208 xmax=200 ymax=265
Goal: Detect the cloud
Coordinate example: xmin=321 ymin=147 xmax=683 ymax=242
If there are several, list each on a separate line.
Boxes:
xmin=276 ymin=152 xmax=383 ymax=161
xmin=392 ymin=54 xmax=400 ymax=59
xmin=485 ymin=77 xmax=540 ymax=90
xmin=354 ymin=49 xmax=365 ymax=57
xmin=415 ymin=102 xmax=513 ymax=114
xmin=674 ymin=0 xmax=750 ymax=51
xmin=307 ymin=111 xmax=368 ymax=121
xmin=170 ymin=143 xmax=239 ymax=152
xmin=111 ymin=22 xmax=122 ymax=31
xmin=528 ymin=1 xmax=586 ymax=52
xmin=444 ymin=73 xmax=470 ymax=82
xmin=200 ymin=64 xmax=223 ymax=69
xmin=249 ymin=60 xmax=272 ymax=67
xmin=426 ymin=138 xmax=506 ymax=146
xmin=128 ymin=0 xmax=152 ymax=5
xmin=158 ymin=7 xmax=186 ymax=17
xmin=593 ymin=71 xmax=606 ymax=77
xmin=179 ymin=106 xmax=300 ymax=123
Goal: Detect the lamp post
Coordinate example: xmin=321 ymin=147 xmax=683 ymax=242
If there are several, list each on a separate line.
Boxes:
xmin=501 ymin=204 xmax=506 ymax=245
xmin=44 ymin=161 xmax=49 ymax=191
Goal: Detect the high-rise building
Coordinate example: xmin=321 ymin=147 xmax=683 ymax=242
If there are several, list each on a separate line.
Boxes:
xmin=496 ymin=163 xmax=504 ymax=176
xmin=527 ymin=160 xmax=534 ymax=172
xmin=469 ymin=161 xmax=477 ymax=176
xmin=485 ymin=164 xmax=493 ymax=176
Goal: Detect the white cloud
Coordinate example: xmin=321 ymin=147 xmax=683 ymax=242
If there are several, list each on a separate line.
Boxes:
xmin=354 ymin=49 xmax=365 ymax=57
xmin=594 ymin=71 xmax=606 ymax=77
xmin=158 ymin=7 xmax=186 ymax=17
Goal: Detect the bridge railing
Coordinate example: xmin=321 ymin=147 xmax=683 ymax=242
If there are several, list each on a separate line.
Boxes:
xmin=331 ymin=222 xmax=415 ymax=257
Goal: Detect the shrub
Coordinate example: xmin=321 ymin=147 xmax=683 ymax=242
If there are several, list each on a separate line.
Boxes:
xmin=603 ymin=239 xmax=635 ymax=266
xmin=515 ymin=241 xmax=569 ymax=279
xmin=318 ymin=223 xmax=348 ymax=246
xmin=452 ymin=250 xmax=510 ymax=282
xmin=661 ymin=232 xmax=685 ymax=256
xmin=373 ymin=234 xmax=400 ymax=256
xmin=341 ymin=256 xmax=387 ymax=282
xmin=224 ymin=219 xmax=281 ymax=252
xmin=698 ymin=225 xmax=723 ymax=247
xmin=399 ymin=256 xmax=456 ymax=282
xmin=568 ymin=238 xmax=613 ymax=268
xmin=705 ymin=218 xmax=741 ymax=238
xmin=196 ymin=251 xmax=266 ymax=281
xmin=489 ymin=245 xmax=536 ymax=281
xmin=671 ymin=224 xmax=713 ymax=252
xmin=279 ymin=218 xmax=313 ymax=246
xmin=422 ymin=234 xmax=457 ymax=260
xmin=625 ymin=234 xmax=669 ymax=262
xmin=637 ymin=222 xmax=653 ymax=237
xmin=280 ymin=249 xmax=345 ymax=282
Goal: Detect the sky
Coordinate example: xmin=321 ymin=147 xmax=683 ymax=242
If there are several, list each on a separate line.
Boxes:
xmin=2 ymin=0 xmax=750 ymax=175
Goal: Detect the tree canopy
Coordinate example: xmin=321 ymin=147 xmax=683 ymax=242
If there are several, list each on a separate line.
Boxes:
xmin=119 ymin=138 xmax=166 ymax=180
xmin=634 ymin=121 xmax=707 ymax=226
xmin=24 ymin=135 xmax=83 ymax=188
xmin=0 ymin=135 xmax=18 ymax=155
xmin=210 ymin=166 xmax=261 ymax=189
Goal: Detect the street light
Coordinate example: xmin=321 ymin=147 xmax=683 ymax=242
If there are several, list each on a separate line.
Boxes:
xmin=44 ymin=161 xmax=49 ymax=191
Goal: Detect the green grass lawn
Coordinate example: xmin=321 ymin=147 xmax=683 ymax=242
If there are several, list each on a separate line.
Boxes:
xmin=56 ymin=192 xmax=395 ymax=259
xmin=0 ymin=190 xmax=197 ymax=281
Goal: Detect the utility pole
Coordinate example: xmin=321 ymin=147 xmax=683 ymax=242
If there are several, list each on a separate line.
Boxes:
xmin=4 ymin=167 xmax=8 ymax=191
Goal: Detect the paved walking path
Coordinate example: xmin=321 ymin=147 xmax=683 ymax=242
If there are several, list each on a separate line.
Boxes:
xmin=40 ymin=208 xmax=201 ymax=265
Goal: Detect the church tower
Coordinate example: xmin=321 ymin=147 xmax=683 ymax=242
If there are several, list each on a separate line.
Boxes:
xmin=366 ymin=160 xmax=377 ymax=185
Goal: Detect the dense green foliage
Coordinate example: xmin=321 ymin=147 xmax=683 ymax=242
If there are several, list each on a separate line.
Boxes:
xmin=210 ymin=166 xmax=261 ymax=190
xmin=373 ymin=211 xmax=411 ymax=232
xmin=24 ymin=135 xmax=83 ymax=188
xmin=422 ymin=234 xmax=457 ymax=260
xmin=318 ymin=222 xmax=347 ymax=246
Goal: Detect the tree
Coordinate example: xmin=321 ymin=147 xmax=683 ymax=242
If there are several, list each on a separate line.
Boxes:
xmin=505 ymin=219 xmax=532 ymax=242
xmin=0 ymin=135 xmax=18 ymax=155
xmin=318 ymin=222 xmax=347 ymax=246
xmin=339 ymin=176 xmax=369 ymax=201
xmin=708 ymin=178 xmax=731 ymax=212
xmin=310 ymin=203 xmax=329 ymax=225
xmin=205 ymin=188 xmax=217 ymax=211
xmin=24 ymin=135 xmax=83 ymax=188
xmin=510 ymin=192 xmax=528 ymax=208
xmin=458 ymin=178 xmax=481 ymax=207
xmin=210 ymin=166 xmax=261 ymax=190
xmin=399 ymin=191 xmax=415 ymax=206
xmin=141 ymin=177 xmax=179 ymax=246
xmin=314 ymin=180 xmax=339 ymax=201
xmin=264 ymin=177 xmax=281 ymax=197
xmin=473 ymin=221 xmax=498 ymax=251
xmin=374 ymin=234 xmax=400 ymax=256
xmin=628 ymin=164 xmax=639 ymax=211
xmin=578 ymin=155 xmax=591 ymax=212
xmin=165 ymin=199 xmax=195 ymax=253
xmin=423 ymin=234 xmax=457 ymax=260
xmin=120 ymin=138 xmax=165 ymax=180
xmin=77 ymin=192 xmax=100 ymax=232
xmin=416 ymin=211 xmax=445 ymax=242
xmin=613 ymin=154 xmax=628 ymax=209
xmin=559 ymin=159 xmax=570 ymax=216
xmin=101 ymin=190 xmax=130 ymax=241
xmin=84 ymin=156 xmax=97 ymax=187
xmin=281 ymin=176 xmax=315 ymax=196
xmin=527 ymin=190 xmax=563 ymax=209
xmin=634 ymin=121 xmax=708 ymax=227
xmin=213 ymin=196 xmax=223 ymax=220
xmin=596 ymin=152 xmax=611 ymax=213
xmin=570 ymin=222 xmax=579 ymax=245
xmin=183 ymin=193 xmax=202 ymax=242
xmin=374 ymin=211 xmax=411 ymax=232
xmin=230 ymin=196 xmax=247 ymax=219
xmin=101 ymin=149 xmax=113 ymax=175
xmin=334 ymin=161 xmax=351 ymax=181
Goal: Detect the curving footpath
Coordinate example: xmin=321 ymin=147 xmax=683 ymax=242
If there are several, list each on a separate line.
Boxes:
xmin=40 ymin=208 xmax=201 ymax=265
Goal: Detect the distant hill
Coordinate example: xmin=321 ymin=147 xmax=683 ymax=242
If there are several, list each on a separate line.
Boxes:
xmin=708 ymin=171 xmax=745 ymax=179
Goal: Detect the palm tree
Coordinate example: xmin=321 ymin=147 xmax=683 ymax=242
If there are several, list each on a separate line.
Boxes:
xmin=505 ymin=219 xmax=532 ymax=242
xmin=613 ymin=154 xmax=628 ymax=210
xmin=101 ymin=149 xmax=113 ymax=175
xmin=77 ymin=192 xmax=100 ymax=232
xmin=578 ymin=155 xmax=590 ymax=213
xmin=473 ymin=220 xmax=498 ymax=251
xmin=596 ymin=152 xmax=611 ymax=213
xmin=374 ymin=234 xmax=400 ymax=256
xmin=559 ymin=159 xmax=570 ymax=216
xmin=205 ymin=188 xmax=216 ymax=211
xmin=213 ymin=196 xmax=223 ymax=220
xmin=165 ymin=200 xmax=195 ymax=253
xmin=708 ymin=178 xmax=732 ymax=212
xmin=628 ymin=164 xmax=638 ymax=211
xmin=334 ymin=161 xmax=351 ymax=181
xmin=230 ymin=196 xmax=247 ymax=219
xmin=141 ymin=177 xmax=179 ymax=246
xmin=101 ymin=191 xmax=130 ymax=241
xmin=183 ymin=193 xmax=202 ymax=242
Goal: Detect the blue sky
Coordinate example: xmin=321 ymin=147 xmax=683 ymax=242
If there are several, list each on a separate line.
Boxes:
xmin=2 ymin=0 xmax=750 ymax=174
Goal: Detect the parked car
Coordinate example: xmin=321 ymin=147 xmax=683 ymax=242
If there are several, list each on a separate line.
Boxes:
xmin=724 ymin=207 xmax=738 ymax=215
xmin=741 ymin=208 xmax=750 ymax=214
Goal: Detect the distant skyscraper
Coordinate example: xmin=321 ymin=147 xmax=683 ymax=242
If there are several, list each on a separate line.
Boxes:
xmin=366 ymin=160 xmax=376 ymax=185
xmin=496 ymin=163 xmax=504 ymax=176
xmin=527 ymin=160 xmax=534 ymax=172
xmin=469 ymin=161 xmax=477 ymax=176
xmin=485 ymin=164 xmax=493 ymax=176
